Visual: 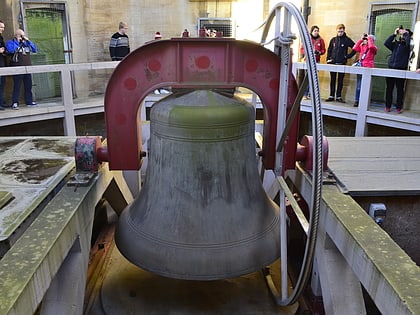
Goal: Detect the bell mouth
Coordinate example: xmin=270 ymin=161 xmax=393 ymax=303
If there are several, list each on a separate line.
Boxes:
xmin=115 ymin=201 xmax=280 ymax=280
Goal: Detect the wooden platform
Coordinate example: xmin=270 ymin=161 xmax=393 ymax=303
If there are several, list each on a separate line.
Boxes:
xmin=327 ymin=136 xmax=420 ymax=196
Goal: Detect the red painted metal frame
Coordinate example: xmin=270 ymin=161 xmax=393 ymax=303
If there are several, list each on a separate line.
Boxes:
xmin=74 ymin=136 xmax=102 ymax=172
xmin=296 ymin=135 xmax=329 ymax=171
xmin=104 ymin=38 xmax=299 ymax=170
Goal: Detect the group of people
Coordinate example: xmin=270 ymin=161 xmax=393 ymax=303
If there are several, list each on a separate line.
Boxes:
xmin=108 ymin=22 xmax=165 ymax=60
xmin=0 ymin=20 xmax=37 ymax=110
xmin=301 ymin=23 xmax=414 ymax=113
xmin=0 ymin=19 xmax=412 ymax=113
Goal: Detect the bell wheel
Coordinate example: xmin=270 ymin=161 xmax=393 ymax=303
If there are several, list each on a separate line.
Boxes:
xmin=260 ymin=2 xmax=324 ymax=306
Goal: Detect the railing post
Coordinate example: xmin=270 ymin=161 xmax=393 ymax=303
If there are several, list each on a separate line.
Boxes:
xmin=60 ymin=67 xmax=76 ymax=136
xmin=354 ymin=69 xmax=372 ymax=136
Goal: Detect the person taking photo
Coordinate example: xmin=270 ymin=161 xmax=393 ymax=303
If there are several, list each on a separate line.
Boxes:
xmin=384 ymin=25 xmax=413 ymax=113
xmin=352 ymin=34 xmax=377 ymax=107
xmin=6 ymin=29 xmax=37 ymax=110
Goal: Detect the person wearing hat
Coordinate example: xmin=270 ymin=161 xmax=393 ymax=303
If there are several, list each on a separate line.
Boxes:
xmin=154 ymin=32 xmax=162 ymax=40
xmin=384 ymin=25 xmax=413 ymax=113
xmin=109 ymin=22 xmax=130 ymax=61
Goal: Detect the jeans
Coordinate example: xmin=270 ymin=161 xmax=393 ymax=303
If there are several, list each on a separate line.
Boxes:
xmin=304 ymin=85 xmax=309 ymax=97
xmin=355 ymin=74 xmax=362 ymax=102
xmin=12 ymin=73 xmax=34 ymax=104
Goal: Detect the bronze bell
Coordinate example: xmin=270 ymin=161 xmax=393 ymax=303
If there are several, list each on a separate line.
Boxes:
xmin=115 ymin=90 xmax=280 ymax=280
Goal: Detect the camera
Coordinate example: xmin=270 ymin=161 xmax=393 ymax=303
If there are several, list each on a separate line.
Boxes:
xmin=363 ymin=33 xmax=368 ymax=40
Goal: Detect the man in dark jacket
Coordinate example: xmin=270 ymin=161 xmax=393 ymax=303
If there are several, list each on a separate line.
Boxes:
xmin=325 ymin=24 xmax=356 ymax=103
xmin=384 ymin=25 xmax=413 ymax=113
xmin=0 ymin=20 xmax=6 ymax=110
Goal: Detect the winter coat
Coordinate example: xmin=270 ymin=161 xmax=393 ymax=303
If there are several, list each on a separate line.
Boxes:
xmin=109 ymin=32 xmax=130 ymax=61
xmin=0 ymin=35 xmax=5 ymax=67
xmin=326 ymin=32 xmax=356 ymax=64
xmin=6 ymin=38 xmax=37 ymax=66
xmin=352 ymin=36 xmax=377 ymax=68
xmin=300 ymin=35 xmax=326 ymax=62
xmin=384 ymin=32 xmax=412 ymax=70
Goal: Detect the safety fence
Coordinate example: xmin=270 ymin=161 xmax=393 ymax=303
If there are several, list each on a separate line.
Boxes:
xmin=0 ymin=61 xmax=419 ymax=134
xmin=294 ymin=62 xmax=420 ymax=134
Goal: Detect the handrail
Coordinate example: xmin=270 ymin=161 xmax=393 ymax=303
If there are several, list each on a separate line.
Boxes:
xmin=293 ymin=62 xmax=420 ymax=134
xmin=0 ymin=61 xmax=420 ymax=137
xmin=285 ymin=165 xmax=420 ymax=315
xmin=294 ymin=61 xmax=420 ymax=78
xmin=0 ymin=61 xmax=118 ymax=75
xmin=0 ymin=60 xmax=419 ymax=135
xmin=0 ymin=61 xmax=117 ymax=135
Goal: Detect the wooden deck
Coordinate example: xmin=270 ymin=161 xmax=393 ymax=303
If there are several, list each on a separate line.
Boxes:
xmin=327 ymin=136 xmax=420 ymax=196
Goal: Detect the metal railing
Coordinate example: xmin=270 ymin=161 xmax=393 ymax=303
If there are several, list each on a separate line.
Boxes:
xmin=293 ymin=62 xmax=420 ymax=134
xmin=0 ymin=61 xmax=118 ymax=133
xmin=0 ymin=60 xmax=419 ymax=135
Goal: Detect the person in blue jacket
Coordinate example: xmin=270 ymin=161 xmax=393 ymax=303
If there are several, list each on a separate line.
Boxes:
xmin=0 ymin=20 xmax=7 ymax=110
xmin=384 ymin=25 xmax=413 ymax=113
xmin=6 ymin=29 xmax=37 ymax=109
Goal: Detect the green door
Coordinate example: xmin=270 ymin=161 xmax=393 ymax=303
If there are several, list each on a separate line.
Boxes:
xmin=371 ymin=10 xmax=412 ymax=102
xmin=25 ymin=8 xmax=67 ymax=99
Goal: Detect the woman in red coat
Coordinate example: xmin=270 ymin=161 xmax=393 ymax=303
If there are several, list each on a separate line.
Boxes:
xmin=300 ymin=25 xmax=326 ymax=99
xmin=352 ymin=34 xmax=377 ymax=107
